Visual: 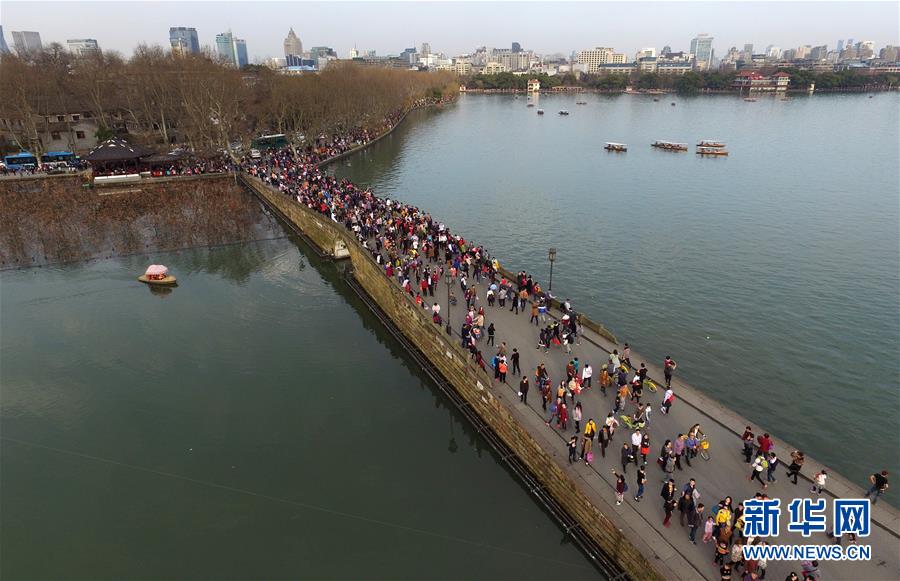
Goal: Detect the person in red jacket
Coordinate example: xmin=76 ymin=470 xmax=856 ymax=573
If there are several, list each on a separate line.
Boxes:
xmin=757 ymin=433 xmax=773 ymax=455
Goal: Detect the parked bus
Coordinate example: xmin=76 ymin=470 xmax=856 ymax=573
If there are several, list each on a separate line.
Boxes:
xmin=251 ymin=134 xmax=288 ymax=150
xmin=41 ymin=151 xmax=76 ymax=164
xmin=3 ymin=152 xmax=38 ymax=170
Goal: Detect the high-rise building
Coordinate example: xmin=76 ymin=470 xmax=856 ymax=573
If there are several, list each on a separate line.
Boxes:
xmin=421 ymin=42 xmax=431 ymax=56
xmin=810 ymin=45 xmax=828 ymax=61
xmin=795 ymin=45 xmax=812 ymax=59
xmin=235 ymin=39 xmax=248 ymax=67
xmin=169 ymin=27 xmax=200 ymax=54
xmin=216 ymin=31 xmax=247 ymax=67
xmin=67 ymin=38 xmax=100 ymax=56
xmin=836 ymin=39 xmax=845 ymax=53
xmin=11 ymin=30 xmax=42 ymax=54
xmin=0 ymin=26 xmax=10 ymax=54
xmin=577 ymin=47 xmax=626 ymax=72
xmin=765 ymin=45 xmax=781 ymax=59
xmin=689 ymin=34 xmax=714 ymax=70
xmin=284 ymin=28 xmax=302 ymax=59
xmin=216 ymin=31 xmax=236 ymax=64
xmin=511 ymin=42 xmax=521 ymax=53
xmin=661 ymin=45 xmax=672 ymax=56
xmin=635 ymin=47 xmax=656 ymax=60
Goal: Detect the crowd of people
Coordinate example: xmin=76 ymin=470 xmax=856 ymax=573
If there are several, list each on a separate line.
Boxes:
xmin=239 ymin=98 xmax=889 ymax=581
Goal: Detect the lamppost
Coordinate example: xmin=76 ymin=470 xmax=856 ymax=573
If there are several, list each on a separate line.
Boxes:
xmin=548 ymin=248 xmax=557 ymax=292
xmin=444 ymin=272 xmax=452 ymax=335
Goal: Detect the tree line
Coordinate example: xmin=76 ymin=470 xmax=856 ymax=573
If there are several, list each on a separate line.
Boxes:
xmin=0 ymin=44 xmax=457 ymax=156
xmin=465 ymin=68 xmax=898 ymax=95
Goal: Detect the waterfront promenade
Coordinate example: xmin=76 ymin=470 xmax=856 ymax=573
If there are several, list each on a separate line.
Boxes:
xmin=423 ymin=278 xmax=900 ymax=580
xmin=241 ymin=103 xmax=899 ymax=579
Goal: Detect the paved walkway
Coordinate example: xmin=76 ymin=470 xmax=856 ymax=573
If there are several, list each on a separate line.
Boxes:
xmin=392 ymin=271 xmax=899 ymax=580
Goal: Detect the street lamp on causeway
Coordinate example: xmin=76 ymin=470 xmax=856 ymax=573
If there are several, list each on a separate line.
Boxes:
xmin=548 ymin=248 xmax=557 ymax=292
xmin=444 ymin=272 xmax=452 ymax=335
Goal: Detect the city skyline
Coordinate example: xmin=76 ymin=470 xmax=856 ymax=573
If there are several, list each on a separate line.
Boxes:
xmin=2 ymin=1 xmax=897 ymax=63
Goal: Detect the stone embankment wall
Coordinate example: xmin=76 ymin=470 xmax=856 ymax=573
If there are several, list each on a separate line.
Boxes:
xmin=0 ymin=174 xmax=280 ymax=268
xmin=241 ymin=174 xmax=663 ymax=581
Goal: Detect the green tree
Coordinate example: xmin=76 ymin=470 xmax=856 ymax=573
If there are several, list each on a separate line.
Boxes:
xmin=637 ymin=73 xmax=659 ymax=90
xmin=674 ymin=72 xmax=703 ymax=95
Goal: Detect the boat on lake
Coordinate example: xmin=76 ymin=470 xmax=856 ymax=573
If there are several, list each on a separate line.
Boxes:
xmin=651 ymin=140 xmax=688 ymax=151
xmin=537 ymin=109 xmax=545 ymax=115
xmin=744 ymin=98 xmax=757 ymax=102
xmin=697 ymin=147 xmax=729 ymax=156
xmin=527 ymin=103 xmax=534 ymax=108
xmin=138 ymin=264 xmax=177 ymax=286
xmin=558 ymin=110 xmax=570 ymax=116
xmin=604 ymin=142 xmax=627 ymax=152
xmin=697 ymin=140 xmax=726 ymax=148
xmin=576 ymin=101 xmax=587 ymax=105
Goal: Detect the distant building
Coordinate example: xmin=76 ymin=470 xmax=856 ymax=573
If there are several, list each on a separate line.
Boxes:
xmin=482 ymin=62 xmax=508 ymax=74
xmin=596 ymin=63 xmax=635 ymax=75
xmin=527 ymin=78 xmax=540 ymax=92
xmin=284 ymin=28 xmax=303 ymax=60
xmin=635 ymin=47 xmax=656 ymax=60
xmin=656 ymin=61 xmax=694 ymax=75
xmin=637 ymin=56 xmax=657 ymax=73
xmin=577 ymin=47 xmax=626 ymax=73
xmin=169 ymin=27 xmax=200 ymax=54
xmin=421 ymin=42 xmax=431 ymax=55
xmin=215 ymin=31 xmax=247 ymax=67
xmin=453 ymin=61 xmax=472 ymax=75
xmin=67 ymin=38 xmax=100 ymax=56
xmin=11 ymin=30 xmax=42 ymax=54
xmin=810 ymin=45 xmax=829 ymax=61
xmin=0 ymin=26 xmax=10 ymax=54
xmin=690 ymin=34 xmax=714 ymax=70
xmin=880 ymin=45 xmax=899 ymax=62
xmin=235 ymin=39 xmax=248 ymax=67
xmin=732 ymin=70 xmax=790 ymax=91
xmin=512 ymin=42 xmax=522 ymax=53
xmin=399 ymin=47 xmax=417 ymax=64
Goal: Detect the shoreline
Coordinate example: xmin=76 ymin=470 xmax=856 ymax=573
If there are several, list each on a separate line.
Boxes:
xmin=462 ymin=86 xmax=899 ymax=95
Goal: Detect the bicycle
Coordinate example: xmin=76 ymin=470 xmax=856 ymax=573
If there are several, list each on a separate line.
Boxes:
xmin=699 ymin=435 xmax=711 ymax=461
xmin=644 ymin=379 xmax=658 ymax=393
xmin=619 ymin=414 xmax=647 ymax=431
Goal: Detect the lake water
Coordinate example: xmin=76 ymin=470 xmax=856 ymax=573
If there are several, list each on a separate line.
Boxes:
xmin=332 ymin=92 xmax=900 ymax=504
xmin=0 ymin=224 xmax=599 ymax=578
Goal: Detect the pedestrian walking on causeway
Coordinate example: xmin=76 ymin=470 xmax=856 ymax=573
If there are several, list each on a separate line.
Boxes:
xmin=518 ymin=376 xmax=529 ymax=404
xmin=573 ymin=401 xmax=583 ymax=433
xmin=634 ymin=465 xmax=646 ymax=501
xmin=865 ymin=470 xmax=889 ymax=504
xmin=661 ymin=479 xmax=677 ymax=527
xmin=678 ymin=490 xmax=695 ymax=527
xmin=612 ymin=471 xmax=627 ymax=505
xmin=810 ymin=470 xmax=827 ymax=495
xmin=663 ymin=355 xmax=677 ymax=387
xmin=750 ymin=453 xmax=769 ymax=488
xmin=621 ymin=442 xmax=633 ymax=474
xmin=487 ymin=322 xmax=495 ymax=346
xmin=567 ymin=434 xmax=578 ymax=463
xmin=688 ymin=502 xmax=705 ymax=544
xmin=786 ymin=450 xmax=804 ymax=484
xmin=742 ymin=427 xmax=756 ymax=463
xmin=510 ymin=348 xmax=520 ymax=375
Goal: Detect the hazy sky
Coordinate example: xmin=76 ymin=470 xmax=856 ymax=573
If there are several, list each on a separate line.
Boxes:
xmin=3 ymin=1 xmax=898 ymax=62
